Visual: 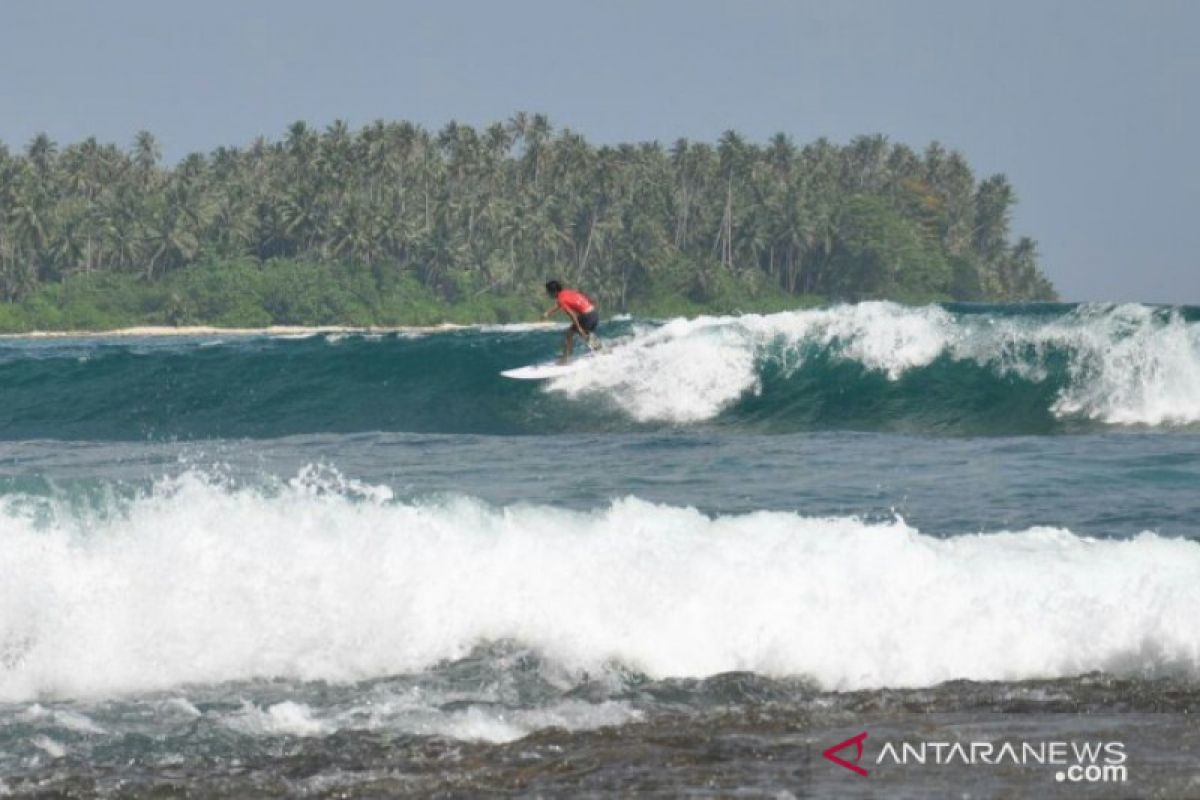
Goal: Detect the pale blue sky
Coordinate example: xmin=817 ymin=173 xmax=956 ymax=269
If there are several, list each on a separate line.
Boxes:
xmin=1 ymin=0 xmax=1196 ymax=302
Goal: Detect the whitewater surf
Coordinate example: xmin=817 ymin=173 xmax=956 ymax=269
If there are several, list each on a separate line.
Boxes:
xmin=2 ymin=302 xmax=1198 ymax=439
xmin=2 ymin=302 xmax=1199 ymax=796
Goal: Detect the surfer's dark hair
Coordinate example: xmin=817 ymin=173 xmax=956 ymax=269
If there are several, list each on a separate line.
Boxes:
xmin=544 ymin=280 xmax=563 ymax=296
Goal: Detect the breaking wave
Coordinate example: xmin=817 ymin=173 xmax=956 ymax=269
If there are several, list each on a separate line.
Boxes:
xmin=1 ymin=302 xmax=1198 ymax=438
xmin=1 ymin=470 xmax=1197 ymax=702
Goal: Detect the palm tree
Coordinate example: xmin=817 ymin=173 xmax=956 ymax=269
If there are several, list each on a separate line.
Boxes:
xmin=0 ymin=114 xmax=1057 ymax=312
xmin=716 ymin=130 xmax=748 ymax=270
xmin=132 ymin=131 xmax=161 ymax=188
xmin=26 ymin=133 xmax=58 ymax=178
xmin=973 ymin=174 xmax=1014 ymax=265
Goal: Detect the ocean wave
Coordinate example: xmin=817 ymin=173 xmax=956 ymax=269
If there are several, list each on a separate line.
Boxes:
xmin=1 ymin=302 xmax=1197 ymax=439
xmin=1 ymin=470 xmax=1197 ymax=702
xmin=548 ymin=302 xmax=1200 ymax=428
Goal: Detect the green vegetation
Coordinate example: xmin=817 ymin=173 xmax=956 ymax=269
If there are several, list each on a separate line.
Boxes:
xmin=0 ymin=115 xmax=1054 ymax=331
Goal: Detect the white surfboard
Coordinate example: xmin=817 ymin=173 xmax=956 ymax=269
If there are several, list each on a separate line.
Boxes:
xmin=501 ymin=356 xmax=593 ymax=380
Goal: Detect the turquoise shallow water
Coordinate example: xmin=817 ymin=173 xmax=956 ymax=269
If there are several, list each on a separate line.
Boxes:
xmin=1 ymin=302 xmax=1199 ymax=796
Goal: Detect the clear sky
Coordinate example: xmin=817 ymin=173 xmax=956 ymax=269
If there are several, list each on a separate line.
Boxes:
xmin=1 ymin=0 xmax=1196 ymax=302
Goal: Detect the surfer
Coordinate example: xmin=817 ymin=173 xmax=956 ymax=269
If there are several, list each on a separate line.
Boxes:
xmin=543 ymin=280 xmax=600 ymax=362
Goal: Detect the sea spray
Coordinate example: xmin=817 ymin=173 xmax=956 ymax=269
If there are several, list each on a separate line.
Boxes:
xmin=550 ymin=302 xmax=1200 ymax=427
xmin=2 ymin=470 xmax=1198 ymax=703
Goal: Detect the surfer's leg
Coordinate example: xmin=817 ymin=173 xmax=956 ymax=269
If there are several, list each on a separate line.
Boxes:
xmin=560 ymin=328 xmax=576 ymax=362
xmin=577 ymin=310 xmax=600 ymax=352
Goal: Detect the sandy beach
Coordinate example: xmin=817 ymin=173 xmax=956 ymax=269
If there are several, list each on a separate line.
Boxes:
xmin=0 ymin=322 xmax=558 ymax=339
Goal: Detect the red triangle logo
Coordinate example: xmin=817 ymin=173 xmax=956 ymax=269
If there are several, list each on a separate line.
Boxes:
xmin=823 ymin=731 xmax=869 ymax=777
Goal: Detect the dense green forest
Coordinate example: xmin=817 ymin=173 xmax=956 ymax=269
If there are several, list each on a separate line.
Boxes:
xmin=0 ymin=114 xmax=1055 ymax=331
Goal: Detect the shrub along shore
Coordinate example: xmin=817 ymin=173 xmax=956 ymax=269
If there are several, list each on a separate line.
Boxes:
xmin=0 ymin=257 xmax=818 ymax=334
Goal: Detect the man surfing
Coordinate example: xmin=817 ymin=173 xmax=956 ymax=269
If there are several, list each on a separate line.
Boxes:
xmin=543 ymin=279 xmax=600 ymax=363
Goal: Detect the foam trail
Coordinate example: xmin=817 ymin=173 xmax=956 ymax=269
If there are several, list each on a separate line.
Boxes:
xmin=547 ymin=302 xmax=957 ymax=422
xmin=1 ymin=472 xmax=1198 ymax=702
xmin=221 ymin=696 xmax=642 ymax=743
xmin=549 ymin=315 xmax=764 ymax=422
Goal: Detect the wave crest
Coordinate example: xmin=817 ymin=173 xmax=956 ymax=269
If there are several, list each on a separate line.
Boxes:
xmin=549 ymin=302 xmax=1200 ymax=428
xmin=0 ymin=302 xmax=1198 ymax=437
xmin=1 ymin=471 xmax=1198 ymax=702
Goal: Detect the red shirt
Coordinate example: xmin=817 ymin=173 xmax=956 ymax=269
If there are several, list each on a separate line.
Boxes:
xmin=556 ymin=289 xmax=594 ymax=315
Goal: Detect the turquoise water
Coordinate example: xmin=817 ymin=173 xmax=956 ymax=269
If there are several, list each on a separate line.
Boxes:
xmin=1 ymin=301 xmax=1199 ymax=796
xmin=3 ymin=302 xmax=1198 ymax=439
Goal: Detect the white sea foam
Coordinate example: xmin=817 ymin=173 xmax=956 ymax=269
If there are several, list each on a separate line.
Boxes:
xmin=29 ymin=735 xmax=66 ymax=759
xmin=16 ymin=704 xmax=106 ymax=734
xmin=421 ymin=699 xmax=640 ymax=743
xmin=549 ymin=315 xmax=763 ymax=422
xmin=1044 ymin=305 xmax=1200 ymax=425
xmin=547 ymin=302 xmax=1200 ymax=426
xmin=224 ymin=701 xmax=328 ymax=737
xmin=339 ymin=692 xmax=639 ymax=743
xmin=0 ymin=474 xmax=1198 ymax=703
xmin=159 ymin=697 xmax=203 ymax=718
xmin=216 ymin=692 xmax=637 ymax=744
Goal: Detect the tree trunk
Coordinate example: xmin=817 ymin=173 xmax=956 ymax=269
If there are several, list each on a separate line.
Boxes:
xmin=508 ymin=239 xmax=517 ymax=289
xmin=723 ymin=179 xmax=734 ymax=269
xmin=579 ymin=213 xmax=598 ymax=281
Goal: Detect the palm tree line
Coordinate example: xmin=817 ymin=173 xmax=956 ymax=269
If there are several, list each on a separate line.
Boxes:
xmin=0 ymin=113 xmax=1055 ymax=309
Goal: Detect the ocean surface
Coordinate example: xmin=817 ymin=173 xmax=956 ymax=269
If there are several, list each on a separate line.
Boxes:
xmin=1 ymin=301 xmax=1198 ymax=797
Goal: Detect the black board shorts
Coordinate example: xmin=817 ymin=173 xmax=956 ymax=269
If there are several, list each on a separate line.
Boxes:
xmin=575 ymin=309 xmax=599 ymax=334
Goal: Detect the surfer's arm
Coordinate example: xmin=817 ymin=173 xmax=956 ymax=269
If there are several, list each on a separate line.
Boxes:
xmin=543 ymin=305 xmax=560 ymax=319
